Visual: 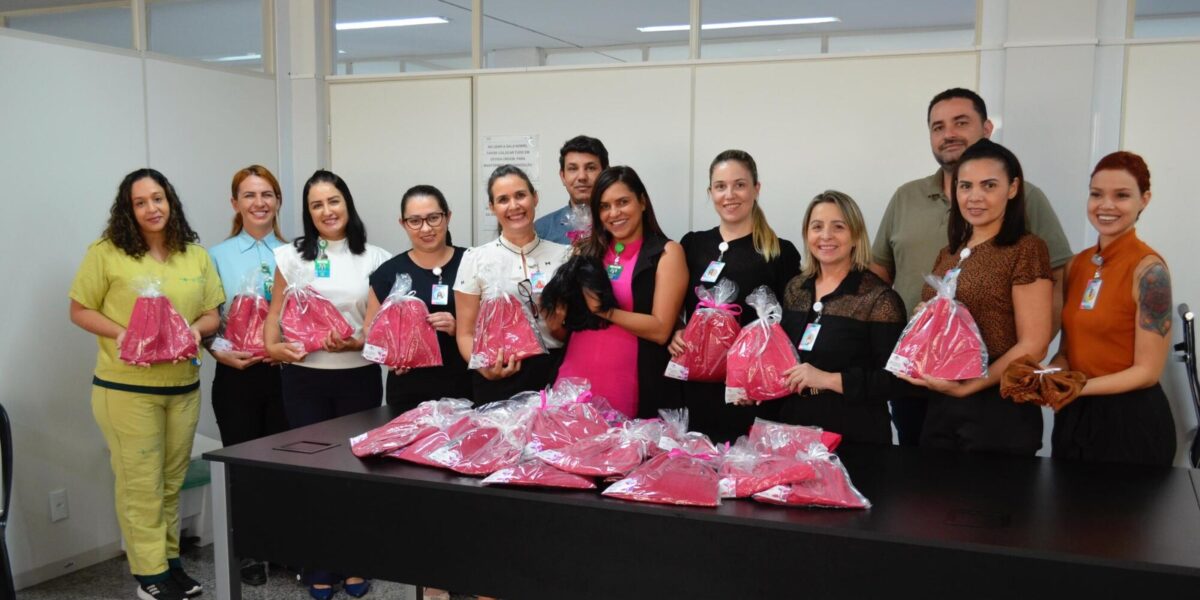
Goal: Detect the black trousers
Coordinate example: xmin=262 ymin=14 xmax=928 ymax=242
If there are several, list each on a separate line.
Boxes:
xmin=889 ymin=393 xmax=928 ymax=447
xmin=470 ymin=350 xmax=562 ymax=406
xmin=211 ymin=362 xmax=288 ymax=447
xmin=386 ymin=369 xmax=474 ymax=413
xmin=921 ymin=385 xmax=1043 ymax=456
xmin=279 ymin=363 xmax=383 ymax=429
xmin=279 ymin=363 xmax=382 ymax=587
xmin=1052 ymin=383 xmax=1176 ymax=466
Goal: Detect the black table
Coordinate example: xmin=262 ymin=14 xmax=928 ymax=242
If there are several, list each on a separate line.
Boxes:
xmin=205 ymin=406 xmax=1200 ymax=599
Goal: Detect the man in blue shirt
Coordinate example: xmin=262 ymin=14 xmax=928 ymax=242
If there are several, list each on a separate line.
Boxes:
xmin=534 ymin=135 xmax=609 ymax=244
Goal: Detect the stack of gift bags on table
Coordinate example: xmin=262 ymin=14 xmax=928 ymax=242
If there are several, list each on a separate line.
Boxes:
xmin=349 ymin=378 xmax=871 ymax=510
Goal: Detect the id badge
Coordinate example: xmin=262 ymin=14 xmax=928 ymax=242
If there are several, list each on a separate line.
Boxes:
xmin=1081 ymin=278 xmax=1102 ymax=310
xmin=606 ymin=264 xmax=624 ymax=280
xmin=263 ymin=280 xmax=272 ymax=302
xmin=431 ymin=284 xmax=450 ymax=306
xmin=315 ymin=258 xmax=331 ymax=278
xmin=700 ymin=260 xmax=726 ymax=283
xmin=529 ymin=270 xmax=549 ymax=293
xmin=798 ymin=323 xmax=821 ymax=351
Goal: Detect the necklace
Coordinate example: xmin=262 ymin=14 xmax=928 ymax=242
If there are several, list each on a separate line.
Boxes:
xmin=606 ymin=242 xmax=627 ymax=280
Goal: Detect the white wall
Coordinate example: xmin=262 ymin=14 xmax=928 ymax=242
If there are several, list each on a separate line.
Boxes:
xmin=692 ymin=53 xmax=977 ymax=245
xmin=329 ymin=78 xmax=473 ymax=254
xmin=0 ymin=28 xmax=278 ymax=588
xmin=1123 ymin=41 xmax=1200 ymax=463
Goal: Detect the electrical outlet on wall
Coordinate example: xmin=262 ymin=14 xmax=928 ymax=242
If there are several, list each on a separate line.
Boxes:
xmin=49 ymin=488 xmax=69 ymax=522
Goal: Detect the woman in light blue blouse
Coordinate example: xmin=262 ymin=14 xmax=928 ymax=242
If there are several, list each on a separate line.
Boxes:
xmin=204 ymin=165 xmax=288 ymax=587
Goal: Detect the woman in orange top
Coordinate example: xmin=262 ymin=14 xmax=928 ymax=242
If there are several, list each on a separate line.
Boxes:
xmin=1049 ymin=151 xmax=1176 ymax=465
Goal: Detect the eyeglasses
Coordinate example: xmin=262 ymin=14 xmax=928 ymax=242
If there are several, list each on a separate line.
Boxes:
xmin=517 ymin=279 xmax=541 ymax=320
xmin=402 ymin=212 xmax=446 ymax=230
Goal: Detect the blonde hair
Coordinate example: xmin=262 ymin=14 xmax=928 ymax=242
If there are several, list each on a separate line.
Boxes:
xmin=229 ymin=165 xmax=287 ymax=241
xmin=709 ymin=149 xmax=780 ymax=261
xmin=800 ymin=190 xmax=872 ymax=279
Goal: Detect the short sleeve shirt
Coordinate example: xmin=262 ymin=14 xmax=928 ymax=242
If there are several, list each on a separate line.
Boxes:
xmin=454 ymin=236 xmax=570 ymax=349
xmin=69 ymin=239 xmax=225 ymax=388
xmin=208 ymin=230 xmax=285 ymax=325
xmin=920 ymin=234 xmax=1052 ymax=359
xmin=274 ymin=239 xmax=392 ymax=370
xmin=873 ymin=170 xmax=1072 ymax=315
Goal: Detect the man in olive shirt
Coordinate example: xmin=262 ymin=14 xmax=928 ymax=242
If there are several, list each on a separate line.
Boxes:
xmin=871 ymin=87 xmax=1073 ymax=446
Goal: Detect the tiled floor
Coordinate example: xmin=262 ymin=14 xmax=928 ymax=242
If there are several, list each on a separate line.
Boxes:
xmin=18 ymin=544 xmax=419 ymax=599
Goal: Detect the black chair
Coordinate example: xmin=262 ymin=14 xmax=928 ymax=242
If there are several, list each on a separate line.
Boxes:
xmin=1175 ymin=304 xmax=1200 ymax=468
xmin=0 ymin=402 xmax=14 ymax=600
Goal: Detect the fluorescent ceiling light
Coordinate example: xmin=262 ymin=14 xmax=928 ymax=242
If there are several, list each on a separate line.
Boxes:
xmin=637 ymin=17 xmax=840 ymax=33
xmin=336 ymin=17 xmax=448 ymax=31
xmin=211 ymin=53 xmax=262 ymax=62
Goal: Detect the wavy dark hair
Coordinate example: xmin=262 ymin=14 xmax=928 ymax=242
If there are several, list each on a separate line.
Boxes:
xmin=948 ymin=138 xmax=1027 ymax=253
xmin=578 ymin=166 xmax=665 ymax=259
xmin=103 ymin=168 xmax=199 ymax=258
xmin=402 ymin=184 xmax=453 ymax=246
xmin=294 ymin=170 xmax=367 ymax=260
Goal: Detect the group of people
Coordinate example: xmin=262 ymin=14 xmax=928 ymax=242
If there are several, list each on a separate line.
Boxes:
xmin=69 ymin=87 xmax=1177 ymax=600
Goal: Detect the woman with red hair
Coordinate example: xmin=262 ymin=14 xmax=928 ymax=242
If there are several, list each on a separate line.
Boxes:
xmin=1049 ymin=151 xmax=1176 ymax=465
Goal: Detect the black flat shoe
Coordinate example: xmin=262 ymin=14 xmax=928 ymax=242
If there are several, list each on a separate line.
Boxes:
xmin=240 ymin=560 xmax=267 ymax=587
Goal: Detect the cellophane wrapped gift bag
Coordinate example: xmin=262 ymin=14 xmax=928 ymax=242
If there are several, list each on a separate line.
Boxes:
xmin=752 ymin=444 xmax=871 ymax=509
xmin=725 ymin=286 xmax=800 ymax=403
xmin=362 ymin=273 xmax=442 ymax=370
xmin=665 ymin=279 xmax=742 ymax=382
xmin=349 ymin=398 xmax=473 ymax=458
xmin=212 ymin=268 xmax=270 ymax=358
xmin=468 ymin=263 xmax=546 ymax=369
xmin=886 ymin=271 xmax=987 ymax=381
xmin=279 ymin=267 xmax=354 ymax=353
xmin=119 ymin=277 xmax=197 ymax=364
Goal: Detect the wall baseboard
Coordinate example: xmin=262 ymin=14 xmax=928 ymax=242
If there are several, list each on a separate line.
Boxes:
xmin=14 ymin=540 xmax=125 ymax=591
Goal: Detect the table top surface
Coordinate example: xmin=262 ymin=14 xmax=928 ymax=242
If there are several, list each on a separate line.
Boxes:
xmin=206 ymin=406 xmax=1200 ymax=576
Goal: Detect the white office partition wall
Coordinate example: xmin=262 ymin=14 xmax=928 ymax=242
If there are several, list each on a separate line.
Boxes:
xmin=692 ymin=52 xmax=978 ymax=246
xmin=1123 ymin=41 xmax=1200 ymax=463
xmin=145 ymin=58 xmax=279 ymax=248
xmin=329 ymin=78 xmax=474 ymax=255
xmin=475 ymin=67 xmax=694 ymax=243
xmin=1 ymin=30 xmax=145 ymax=587
xmin=0 ymin=27 xmax=280 ymax=588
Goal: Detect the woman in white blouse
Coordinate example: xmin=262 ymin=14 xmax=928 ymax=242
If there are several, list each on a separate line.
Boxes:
xmin=454 ymin=164 xmax=570 ymax=404
xmin=262 ymin=169 xmax=390 ymax=599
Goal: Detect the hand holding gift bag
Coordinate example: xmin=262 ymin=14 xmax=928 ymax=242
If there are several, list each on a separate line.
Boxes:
xmin=279 ymin=266 xmax=355 ymax=353
xmin=886 ymin=249 xmax=987 ymax=381
xmin=119 ymin=276 xmax=198 ymax=365
xmin=468 ymin=262 xmax=547 ymax=370
xmin=362 ymin=273 xmax=443 ymax=370
xmin=212 ymin=268 xmax=270 ymax=358
xmin=725 ymin=286 xmax=799 ymax=404
xmin=665 ymin=279 xmax=742 ymax=382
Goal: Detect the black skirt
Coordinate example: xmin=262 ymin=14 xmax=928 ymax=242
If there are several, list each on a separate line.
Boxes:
xmin=920 ymin=385 xmax=1043 ymax=456
xmin=1051 ymin=383 xmax=1176 ymax=466
xmin=776 ymin=391 xmax=892 ymax=445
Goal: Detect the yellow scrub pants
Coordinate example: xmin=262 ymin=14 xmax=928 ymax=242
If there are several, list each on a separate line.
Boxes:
xmin=91 ymin=386 xmax=199 ymax=577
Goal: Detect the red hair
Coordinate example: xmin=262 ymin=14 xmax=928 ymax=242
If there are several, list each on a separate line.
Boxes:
xmin=229 ymin=164 xmax=286 ymax=241
xmin=1092 ymin=151 xmax=1151 ymax=194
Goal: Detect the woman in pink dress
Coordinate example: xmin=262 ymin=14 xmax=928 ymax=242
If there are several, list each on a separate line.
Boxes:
xmin=556 ymin=166 xmax=688 ymax=418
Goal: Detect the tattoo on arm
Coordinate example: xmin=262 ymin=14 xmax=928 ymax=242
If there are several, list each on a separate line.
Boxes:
xmin=1138 ymin=263 xmax=1172 ymax=337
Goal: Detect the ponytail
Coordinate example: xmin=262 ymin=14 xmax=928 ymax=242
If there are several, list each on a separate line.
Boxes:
xmin=750 ymin=202 xmax=780 ymax=262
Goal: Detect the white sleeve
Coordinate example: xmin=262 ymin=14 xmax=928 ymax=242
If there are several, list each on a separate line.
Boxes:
xmin=453 ymin=247 xmax=482 ymax=295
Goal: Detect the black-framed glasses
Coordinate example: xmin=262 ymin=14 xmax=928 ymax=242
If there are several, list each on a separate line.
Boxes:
xmin=402 ymin=212 xmax=446 ymax=230
xmin=517 ymin=279 xmax=540 ymax=320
